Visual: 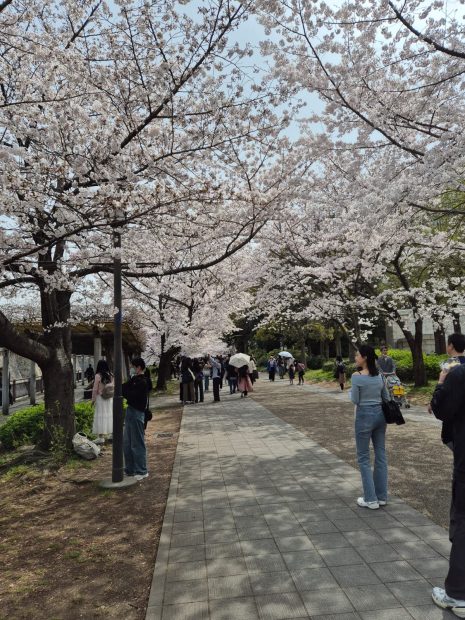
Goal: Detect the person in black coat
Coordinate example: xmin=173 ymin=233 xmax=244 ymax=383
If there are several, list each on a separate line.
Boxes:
xmin=122 ymin=357 xmax=149 ymax=481
xmin=430 ymin=335 xmax=465 ymax=614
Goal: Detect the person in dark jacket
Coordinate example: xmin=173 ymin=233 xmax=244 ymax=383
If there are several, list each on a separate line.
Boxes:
xmin=430 ymin=333 xmax=465 ymax=616
xmin=192 ymin=358 xmax=204 ymax=403
xmin=430 ymin=333 xmax=465 ymax=449
xmin=122 ymin=357 xmax=149 ymax=481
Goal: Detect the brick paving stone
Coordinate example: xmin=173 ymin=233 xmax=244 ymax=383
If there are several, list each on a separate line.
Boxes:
xmin=255 ymin=592 xmax=309 ymax=620
xmin=144 ymin=391 xmax=451 ymax=620
xmin=249 ymin=570 xmax=297 ymax=594
xmin=291 ymin=567 xmax=339 ymax=591
xmin=330 ymin=564 xmax=381 ymax=588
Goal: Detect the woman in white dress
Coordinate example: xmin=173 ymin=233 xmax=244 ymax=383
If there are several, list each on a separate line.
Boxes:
xmin=92 ymin=360 xmax=114 ymax=443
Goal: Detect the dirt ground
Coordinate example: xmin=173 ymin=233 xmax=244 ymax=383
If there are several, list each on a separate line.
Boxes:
xmin=0 ymin=399 xmax=182 ymax=620
xmin=251 ymin=380 xmax=453 ymax=528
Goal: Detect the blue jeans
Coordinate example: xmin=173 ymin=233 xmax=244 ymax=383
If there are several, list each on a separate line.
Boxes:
xmin=204 ymin=375 xmax=210 ymax=391
xmin=124 ymin=405 xmax=147 ymax=476
xmin=228 ymin=377 xmax=237 ymax=393
xmin=355 ymin=404 xmax=387 ymax=503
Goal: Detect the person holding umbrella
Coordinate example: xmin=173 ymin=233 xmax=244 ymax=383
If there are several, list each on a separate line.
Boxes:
xmin=238 ymin=364 xmax=253 ymax=398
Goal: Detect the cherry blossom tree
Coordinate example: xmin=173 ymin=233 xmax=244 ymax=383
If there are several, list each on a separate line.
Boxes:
xmin=0 ymin=0 xmax=292 ymax=445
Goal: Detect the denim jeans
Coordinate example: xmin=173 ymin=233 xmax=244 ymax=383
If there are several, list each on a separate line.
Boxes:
xmin=204 ymin=375 xmax=210 ymax=391
xmin=355 ymin=404 xmax=387 ymax=503
xmin=124 ymin=405 xmax=147 ymax=476
xmin=228 ymin=377 xmax=237 ymax=394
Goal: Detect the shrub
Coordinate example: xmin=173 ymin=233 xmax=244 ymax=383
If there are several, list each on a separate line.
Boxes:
xmin=0 ymin=405 xmax=44 ymax=449
xmin=0 ymin=401 xmax=97 ymax=450
xmin=377 ymin=349 xmax=446 ymax=382
xmin=307 ymin=355 xmax=325 ymax=369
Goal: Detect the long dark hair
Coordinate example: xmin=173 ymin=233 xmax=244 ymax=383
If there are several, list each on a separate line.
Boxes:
xmin=181 ymin=357 xmax=192 ymax=372
xmin=238 ymin=364 xmax=249 ymax=378
xmin=96 ymin=359 xmax=112 ymax=384
xmin=358 ymin=345 xmax=378 ymax=376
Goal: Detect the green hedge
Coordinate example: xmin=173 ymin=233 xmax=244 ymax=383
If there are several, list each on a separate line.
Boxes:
xmin=0 ymin=401 xmax=96 ymax=450
xmin=377 ymin=349 xmax=446 ymax=382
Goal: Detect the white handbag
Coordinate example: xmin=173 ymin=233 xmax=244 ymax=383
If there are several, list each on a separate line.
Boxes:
xmin=72 ymin=432 xmax=101 ymax=460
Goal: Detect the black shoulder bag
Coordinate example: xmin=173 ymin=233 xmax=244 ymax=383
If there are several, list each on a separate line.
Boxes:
xmin=381 ymin=376 xmax=406 ymax=425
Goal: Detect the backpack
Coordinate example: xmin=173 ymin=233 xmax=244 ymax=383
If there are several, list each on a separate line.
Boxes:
xmin=101 ymin=382 xmax=114 ymax=399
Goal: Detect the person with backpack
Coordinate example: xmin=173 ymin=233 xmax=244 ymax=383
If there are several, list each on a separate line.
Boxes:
xmin=91 ymin=359 xmax=114 ymax=444
xmin=335 ymin=355 xmax=346 ymax=391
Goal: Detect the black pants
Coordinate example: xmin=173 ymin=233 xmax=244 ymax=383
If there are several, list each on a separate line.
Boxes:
xmin=194 ymin=379 xmax=204 ymax=403
xmin=446 ymin=472 xmax=465 ymax=599
xmin=268 ymin=370 xmax=275 ymax=381
xmin=212 ymin=377 xmax=221 ymax=402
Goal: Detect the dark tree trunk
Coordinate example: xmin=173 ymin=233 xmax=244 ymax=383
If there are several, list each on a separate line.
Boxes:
xmin=40 ymin=353 xmax=75 ymax=449
xmin=38 ymin=289 xmax=75 ymax=449
xmin=156 ymin=336 xmax=181 ymax=391
xmin=400 ymin=318 xmax=426 ymax=387
xmin=434 ymin=326 xmax=447 ymax=355
xmin=453 ymin=313 xmax=462 ymax=334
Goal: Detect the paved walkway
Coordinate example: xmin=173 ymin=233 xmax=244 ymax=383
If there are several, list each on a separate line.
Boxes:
xmin=145 ymin=389 xmax=453 ymax=620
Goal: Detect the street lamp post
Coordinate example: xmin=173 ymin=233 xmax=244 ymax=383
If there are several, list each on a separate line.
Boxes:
xmin=112 ymin=214 xmax=124 ymax=483
xmin=100 ymin=209 xmax=136 ymax=489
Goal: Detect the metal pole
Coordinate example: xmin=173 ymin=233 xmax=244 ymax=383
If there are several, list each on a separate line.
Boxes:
xmin=112 ymin=224 xmax=124 ymax=483
xmin=29 ymin=360 xmax=36 ymax=406
xmin=2 ymin=349 xmax=10 ymax=415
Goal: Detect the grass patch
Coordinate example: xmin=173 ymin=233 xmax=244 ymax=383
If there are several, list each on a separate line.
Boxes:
xmin=153 ymin=379 xmax=179 ymax=396
xmin=2 ymin=464 xmax=33 ymax=481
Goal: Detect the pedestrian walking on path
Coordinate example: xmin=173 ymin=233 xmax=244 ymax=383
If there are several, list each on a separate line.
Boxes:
xmin=430 ymin=333 xmax=465 ymax=617
xmin=237 ymin=364 xmax=253 ymax=397
xmin=209 ymin=355 xmax=222 ymax=402
xmin=288 ymin=363 xmax=295 ymax=385
xmin=296 ymin=360 xmax=305 ymax=384
xmin=267 ymin=356 xmax=277 ymax=381
xmin=334 ymin=355 xmax=346 ymax=391
xmin=350 ymin=344 xmax=390 ymax=510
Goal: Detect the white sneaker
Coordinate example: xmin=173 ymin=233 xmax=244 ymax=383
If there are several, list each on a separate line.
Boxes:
xmin=135 ymin=473 xmax=149 ymax=481
xmin=357 ymin=497 xmax=379 ymax=510
xmin=432 ymin=587 xmax=465 ymax=618
xmin=378 ymin=499 xmax=387 ymax=506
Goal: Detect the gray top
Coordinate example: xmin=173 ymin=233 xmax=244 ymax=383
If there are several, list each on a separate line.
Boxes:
xmin=350 ymin=373 xmax=389 ymax=405
xmin=377 ymin=355 xmax=396 ymax=374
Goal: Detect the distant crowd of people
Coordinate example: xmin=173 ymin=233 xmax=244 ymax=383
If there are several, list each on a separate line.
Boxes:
xmin=266 ymin=356 xmax=305 ymax=385
xmin=177 ymin=354 xmax=258 ymax=404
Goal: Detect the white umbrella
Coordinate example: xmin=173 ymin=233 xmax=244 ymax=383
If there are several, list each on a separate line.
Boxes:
xmin=278 ymin=351 xmax=293 ymax=358
xmin=229 ymin=353 xmax=251 ymax=368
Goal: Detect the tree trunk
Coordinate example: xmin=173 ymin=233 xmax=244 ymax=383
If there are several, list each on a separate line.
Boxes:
xmin=453 ymin=313 xmax=462 ymax=334
xmin=40 ymin=353 xmax=75 ymax=449
xmin=155 ymin=336 xmax=180 ymax=391
xmin=400 ymin=318 xmax=426 ymax=387
xmin=434 ymin=326 xmax=447 ymax=355
xmin=38 ymin=288 xmax=75 ymax=449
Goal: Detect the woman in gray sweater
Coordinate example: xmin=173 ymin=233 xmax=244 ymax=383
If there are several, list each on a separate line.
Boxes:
xmin=350 ymin=345 xmax=390 ymax=510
